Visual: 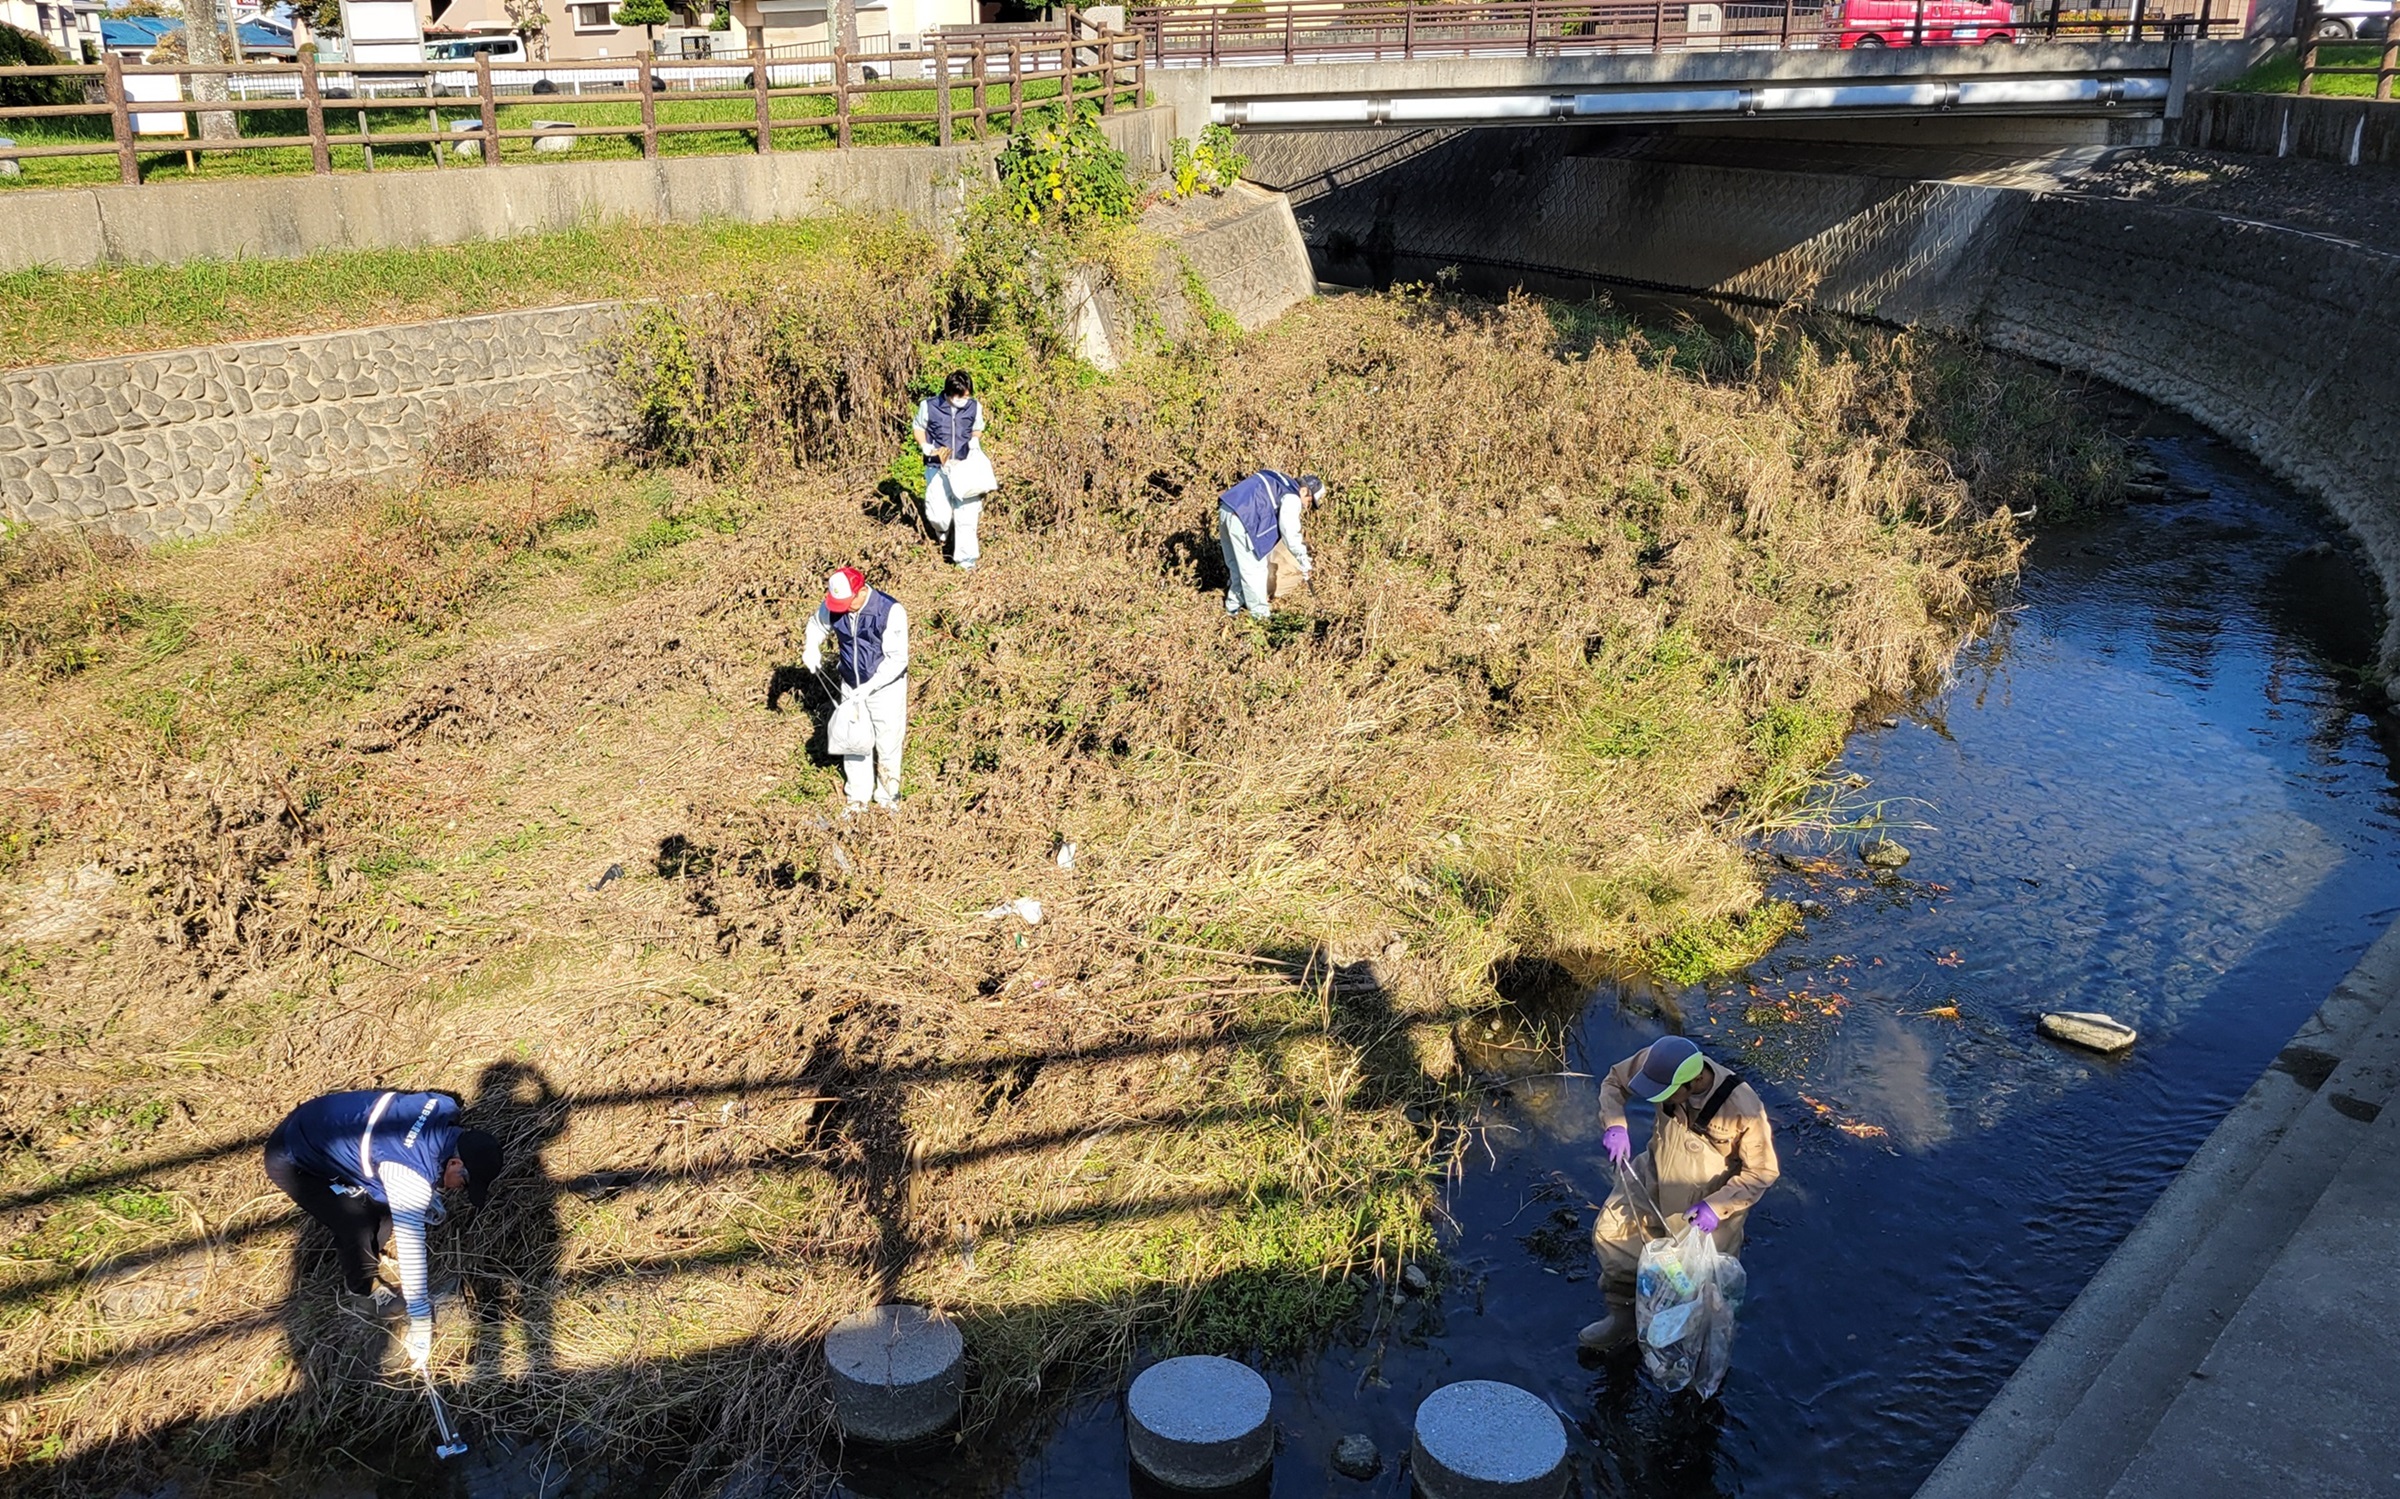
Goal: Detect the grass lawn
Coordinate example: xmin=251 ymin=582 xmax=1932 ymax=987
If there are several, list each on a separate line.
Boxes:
xmin=2224 ymin=43 xmax=2392 ymax=96
xmin=0 ymin=215 xmax=904 ymax=367
xmin=0 ymin=74 xmax=1120 ymax=190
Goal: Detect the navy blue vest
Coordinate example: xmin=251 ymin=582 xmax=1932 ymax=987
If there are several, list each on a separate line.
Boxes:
xmin=923 ymin=398 xmax=979 ymax=460
xmin=836 ymin=588 xmax=896 ymax=688
xmin=280 ymin=1090 xmax=461 ymax=1202
xmin=1220 ymin=470 xmax=1296 ymax=560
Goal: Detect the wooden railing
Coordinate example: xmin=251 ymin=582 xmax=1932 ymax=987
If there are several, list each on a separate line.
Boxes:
xmin=1129 ymin=0 xmax=2242 ymax=66
xmin=0 ymin=26 xmax=1144 ymax=184
xmin=2297 ymin=4 xmax=2400 ymax=95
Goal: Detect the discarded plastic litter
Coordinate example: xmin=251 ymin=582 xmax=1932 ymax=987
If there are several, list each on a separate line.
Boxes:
xmin=2039 ymin=1010 xmax=2138 ymax=1053
xmin=981 ymin=898 xmax=1043 ymax=925
xmin=1635 ymin=1223 xmax=1747 ymax=1398
xmin=1055 ymin=842 xmax=1077 ymax=870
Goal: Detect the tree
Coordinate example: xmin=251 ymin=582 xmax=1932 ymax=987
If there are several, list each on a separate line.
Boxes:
xmin=0 ymin=25 xmax=82 ymax=110
xmin=503 ymin=0 xmax=550 ymax=60
xmin=180 ymin=0 xmax=238 ymax=141
xmin=612 ymin=0 xmax=671 ymax=52
xmin=832 ymin=0 xmax=859 ymax=83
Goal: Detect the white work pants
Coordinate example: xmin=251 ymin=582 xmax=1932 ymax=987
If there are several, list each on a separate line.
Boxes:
xmin=1219 ymin=505 xmax=1272 ymax=619
xmin=924 ymin=467 xmax=982 ymax=569
xmin=840 ymin=678 xmax=908 ymax=808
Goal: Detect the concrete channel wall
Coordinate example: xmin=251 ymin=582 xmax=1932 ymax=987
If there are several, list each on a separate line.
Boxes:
xmin=0 ymin=168 xmax=1314 ymax=543
xmin=2177 ymin=86 xmax=2400 ymax=167
xmin=0 ymin=108 xmax=1174 ymax=275
xmin=1242 ymin=123 xmax=2400 ymax=683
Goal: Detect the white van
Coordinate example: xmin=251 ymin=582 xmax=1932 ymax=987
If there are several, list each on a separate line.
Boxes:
xmin=2307 ymin=0 xmax=2394 ymax=39
xmin=425 ymin=34 xmax=529 ymax=63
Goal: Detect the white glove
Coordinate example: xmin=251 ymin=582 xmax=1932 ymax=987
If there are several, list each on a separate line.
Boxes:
xmin=403 ymin=1318 xmax=433 ymax=1372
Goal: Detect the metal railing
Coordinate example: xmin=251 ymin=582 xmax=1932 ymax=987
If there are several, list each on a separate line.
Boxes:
xmin=0 ymin=26 xmax=1143 ymax=183
xmin=1129 ymin=0 xmax=2241 ymax=66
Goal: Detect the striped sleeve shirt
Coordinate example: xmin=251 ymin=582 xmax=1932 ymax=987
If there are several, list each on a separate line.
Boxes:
xmin=377 ymin=1160 xmax=441 ymax=1325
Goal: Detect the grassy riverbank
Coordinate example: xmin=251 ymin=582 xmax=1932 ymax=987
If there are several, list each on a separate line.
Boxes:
xmin=0 ymin=217 xmax=871 ymax=370
xmin=0 ymin=218 xmax=2123 ymax=1491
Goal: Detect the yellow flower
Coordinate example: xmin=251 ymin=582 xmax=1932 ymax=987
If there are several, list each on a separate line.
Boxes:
xmin=1051 ymin=186 xmax=1066 ymax=201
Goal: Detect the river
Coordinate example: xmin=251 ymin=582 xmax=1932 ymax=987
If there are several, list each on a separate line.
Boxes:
xmin=835 ymin=412 xmax=2400 ymax=1498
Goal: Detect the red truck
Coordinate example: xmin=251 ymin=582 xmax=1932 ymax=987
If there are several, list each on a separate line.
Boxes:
xmin=1833 ymin=0 xmax=2020 ymax=46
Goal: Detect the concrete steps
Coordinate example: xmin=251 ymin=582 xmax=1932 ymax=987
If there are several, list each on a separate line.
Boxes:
xmin=1914 ymin=917 xmax=2400 ymax=1499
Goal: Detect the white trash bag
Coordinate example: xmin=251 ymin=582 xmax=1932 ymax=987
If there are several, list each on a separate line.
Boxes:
xmin=1635 ymin=1221 xmax=1748 ymax=1398
xmin=826 ymin=694 xmax=875 ymax=757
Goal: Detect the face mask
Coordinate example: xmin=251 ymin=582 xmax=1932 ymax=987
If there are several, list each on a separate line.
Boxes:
xmin=948 ymin=396 xmax=968 ymax=408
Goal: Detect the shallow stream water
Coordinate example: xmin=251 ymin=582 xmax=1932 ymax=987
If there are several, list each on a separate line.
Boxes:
xmin=366 ymin=412 xmax=2400 ymax=1499
xmin=843 ymin=419 xmax=2400 ymax=1498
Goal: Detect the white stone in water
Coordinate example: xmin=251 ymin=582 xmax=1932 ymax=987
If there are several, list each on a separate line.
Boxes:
xmin=2040 ymin=1010 xmax=2138 ymax=1054
xmin=1126 ymin=1354 xmax=1275 ymax=1489
xmin=1410 ymin=1380 xmax=1569 ymax=1499
xmin=822 ymin=1303 xmax=964 ymax=1443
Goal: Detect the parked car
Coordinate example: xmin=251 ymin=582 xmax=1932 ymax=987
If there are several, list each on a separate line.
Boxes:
xmin=2304 ymin=0 xmax=2393 ymax=40
xmin=425 ymin=34 xmax=529 ymax=64
xmin=1834 ymin=0 xmax=2018 ymax=46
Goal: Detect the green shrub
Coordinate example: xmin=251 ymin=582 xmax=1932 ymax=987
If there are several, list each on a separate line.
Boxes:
xmin=994 ymin=103 xmax=1136 ymax=230
xmin=1166 ymin=123 xmax=1247 ymax=200
xmin=0 ymin=25 xmax=79 ymax=110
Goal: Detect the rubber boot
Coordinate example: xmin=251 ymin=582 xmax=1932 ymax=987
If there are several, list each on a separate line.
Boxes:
xmin=1577 ymin=1294 xmax=1635 ymax=1353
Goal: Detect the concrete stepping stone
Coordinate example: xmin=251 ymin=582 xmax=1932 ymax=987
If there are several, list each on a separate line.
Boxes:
xmin=1125 ymin=1354 xmax=1275 ymax=1489
xmin=823 ymin=1303 xmax=963 ymax=1443
xmin=1410 ymin=1380 xmax=1568 ymax=1499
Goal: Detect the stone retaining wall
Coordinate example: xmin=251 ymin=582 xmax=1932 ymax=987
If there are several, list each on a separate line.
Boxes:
xmin=2 ymin=303 xmax=628 ymax=544
xmin=1243 ymin=124 xmax=2400 ymax=682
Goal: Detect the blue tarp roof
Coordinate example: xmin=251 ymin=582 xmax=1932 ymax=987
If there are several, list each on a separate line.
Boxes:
xmin=100 ymin=17 xmax=299 ymax=53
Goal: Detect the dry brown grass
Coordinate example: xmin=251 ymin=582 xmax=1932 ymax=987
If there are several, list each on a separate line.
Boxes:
xmin=0 ymin=283 xmax=2111 ymax=1494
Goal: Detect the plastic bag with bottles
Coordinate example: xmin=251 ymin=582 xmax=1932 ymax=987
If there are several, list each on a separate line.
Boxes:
xmin=1634 ymin=1220 xmax=1748 ymax=1398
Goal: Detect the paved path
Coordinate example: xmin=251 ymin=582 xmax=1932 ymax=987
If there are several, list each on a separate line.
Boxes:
xmin=1915 ymin=917 xmax=2400 ymax=1499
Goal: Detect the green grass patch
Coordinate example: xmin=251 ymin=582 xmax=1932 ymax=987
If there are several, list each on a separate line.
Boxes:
xmin=1643 ymin=901 xmax=1803 ymax=986
xmin=2224 ymin=44 xmax=2383 ymax=96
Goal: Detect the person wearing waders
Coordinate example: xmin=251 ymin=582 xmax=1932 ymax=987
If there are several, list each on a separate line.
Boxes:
xmin=263 ymin=1090 xmax=505 ymax=1372
xmin=1580 ymin=1035 xmax=1779 ymax=1352
xmin=913 ymin=371 xmax=993 ymax=571
xmin=804 ymin=566 xmax=910 ymax=811
xmin=1217 ymin=469 xmax=1323 ymax=620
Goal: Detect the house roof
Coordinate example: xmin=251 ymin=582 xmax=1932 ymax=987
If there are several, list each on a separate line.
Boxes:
xmin=100 ymin=16 xmax=300 ymax=53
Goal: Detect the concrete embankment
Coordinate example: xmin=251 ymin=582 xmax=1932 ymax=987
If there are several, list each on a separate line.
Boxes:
xmin=0 ymin=166 xmax=1314 ymax=545
xmin=0 ymin=108 xmax=1174 ymax=275
xmin=1242 ymin=124 xmax=2400 ymax=683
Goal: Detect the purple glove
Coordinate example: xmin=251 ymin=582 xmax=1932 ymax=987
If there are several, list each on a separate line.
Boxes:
xmin=1691 ymin=1201 xmax=1720 ymax=1235
xmin=1603 ymin=1125 xmax=1631 ymax=1166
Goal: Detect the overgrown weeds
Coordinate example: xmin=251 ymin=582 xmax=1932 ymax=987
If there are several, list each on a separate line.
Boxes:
xmin=0 ymin=240 xmax=2130 ymax=1493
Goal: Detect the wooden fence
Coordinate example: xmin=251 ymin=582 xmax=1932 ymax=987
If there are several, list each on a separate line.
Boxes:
xmin=2296 ymin=4 xmax=2400 ymax=95
xmin=0 ymin=28 xmax=1143 ymax=184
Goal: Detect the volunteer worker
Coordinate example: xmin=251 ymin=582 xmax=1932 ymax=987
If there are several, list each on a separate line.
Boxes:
xmin=1217 ymin=469 xmax=1323 ymax=620
xmin=1581 ymin=1035 xmax=1779 ymax=1352
xmin=263 ymin=1089 xmax=505 ymax=1371
xmin=804 ymin=566 xmax=910 ymax=811
xmin=913 ymin=371 xmax=995 ymax=571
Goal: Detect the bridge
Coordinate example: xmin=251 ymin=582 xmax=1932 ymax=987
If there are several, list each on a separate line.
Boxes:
xmin=1129 ymin=2 xmax=2272 ymax=136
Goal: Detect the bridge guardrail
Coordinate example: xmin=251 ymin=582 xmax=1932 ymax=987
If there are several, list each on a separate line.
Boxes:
xmin=0 ymin=27 xmax=1142 ymax=185
xmin=1129 ymin=0 xmax=2242 ymax=67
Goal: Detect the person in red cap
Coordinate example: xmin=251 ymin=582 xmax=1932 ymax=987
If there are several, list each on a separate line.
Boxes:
xmin=1580 ymin=1035 xmax=1779 ymax=1352
xmin=803 ymin=567 xmax=910 ymax=810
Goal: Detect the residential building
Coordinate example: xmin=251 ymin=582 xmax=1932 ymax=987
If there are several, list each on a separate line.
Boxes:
xmin=97 ymin=14 xmax=301 ymax=58
xmin=1 ymin=0 xmax=104 ymax=60
xmin=414 ymin=0 xmax=978 ymax=61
